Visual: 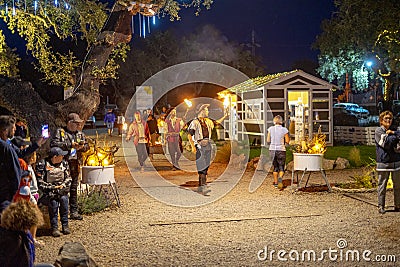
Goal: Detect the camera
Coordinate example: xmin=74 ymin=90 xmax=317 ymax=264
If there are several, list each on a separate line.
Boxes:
xmin=41 ymin=124 xmax=49 ymax=139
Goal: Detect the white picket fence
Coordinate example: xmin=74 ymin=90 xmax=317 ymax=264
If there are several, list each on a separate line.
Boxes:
xmin=333 ymin=126 xmax=377 ymax=145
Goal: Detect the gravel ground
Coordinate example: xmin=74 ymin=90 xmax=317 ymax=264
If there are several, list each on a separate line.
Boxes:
xmin=35 ymin=134 xmax=400 ymax=267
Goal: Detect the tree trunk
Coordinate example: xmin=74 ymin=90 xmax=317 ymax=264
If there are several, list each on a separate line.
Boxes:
xmin=381 ymin=72 xmax=398 ymax=112
xmin=0 ymin=3 xmax=132 ymax=139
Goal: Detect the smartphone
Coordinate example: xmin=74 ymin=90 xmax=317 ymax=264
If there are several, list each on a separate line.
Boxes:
xmin=41 ymin=124 xmax=50 ymax=139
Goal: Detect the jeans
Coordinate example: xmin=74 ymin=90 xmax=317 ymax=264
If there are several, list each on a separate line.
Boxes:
xmin=68 ymin=159 xmax=80 ymax=214
xmin=48 ymin=195 xmax=69 ymax=229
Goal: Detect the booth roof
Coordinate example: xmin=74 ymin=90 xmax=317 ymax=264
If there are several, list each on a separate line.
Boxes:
xmin=226 ymin=70 xmax=297 ymax=93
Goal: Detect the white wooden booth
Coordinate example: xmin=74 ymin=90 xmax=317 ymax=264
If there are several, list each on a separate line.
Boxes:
xmin=222 ymin=70 xmax=338 ymax=146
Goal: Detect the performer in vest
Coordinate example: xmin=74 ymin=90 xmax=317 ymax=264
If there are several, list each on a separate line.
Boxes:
xmin=188 ymin=104 xmax=227 ymax=195
xmin=165 ymin=108 xmax=185 ymax=170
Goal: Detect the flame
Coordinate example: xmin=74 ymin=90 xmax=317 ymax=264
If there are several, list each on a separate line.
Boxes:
xmin=223 ymin=96 xmax=229 ymax=108
xmin=82 ymin=139 xmax=119 ymax=167
xmin=294 ymin=134 xmax=327 ymax=154
xmin=184 ymin=99 xmax=192 ymax=108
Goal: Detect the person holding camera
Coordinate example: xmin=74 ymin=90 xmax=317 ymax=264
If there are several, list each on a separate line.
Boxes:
xmin=50 ymin=113 xmax=88 ymax=220
xmin=36 ymin=147 xmax=71 ymax=237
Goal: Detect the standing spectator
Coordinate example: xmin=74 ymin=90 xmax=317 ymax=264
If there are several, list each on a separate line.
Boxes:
xmin=36 ymin=147 xmax=71 ymax=237
xmin=126 ymin=111 xmax=150 ymax=172
xmin=188 ymin=104 xmax=227 ymax=195
xmin=160 ymin=106 xmax=168 ymax=117
xmin=104 ymin=109 xmax=116 ymax=136
xmin=267 ymin=115 xmax=290 ymax=189
xmin=157 ymin=114 xmax=167 ymax=146
xmin=165 ymin=108 xmax=185 ymax=170
xmin=50 ymin=112 xmax=89 ymax=220
xmin=23 ymin=151 xmax=43 ymax=246
xmin=15 ymin=119 xmax=28 ymax=139
xmin=0 ymin=200 xmax=45 ymax=267
xmin=147 ymin=113 xmax=159 ymax=160
xmin=0 ymin=115 xmax=22 ymax=211
xmin=116 ymin=112 xmax=126 ymax=136
xmin=375 ymin=111 xmax=400 ymax=214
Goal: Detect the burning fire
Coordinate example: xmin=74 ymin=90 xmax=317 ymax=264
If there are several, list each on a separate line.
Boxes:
xmin=293 ymin=133 xmax=327 ymax=154
xmin=83 ymin=138 xmax=119 ymax=166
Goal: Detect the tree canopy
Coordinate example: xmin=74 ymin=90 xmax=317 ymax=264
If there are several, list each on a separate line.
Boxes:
xmin=0 ymin=0 xmax=215 ymax=136
xmin=314 ymin=0 xmax=400 ymax=106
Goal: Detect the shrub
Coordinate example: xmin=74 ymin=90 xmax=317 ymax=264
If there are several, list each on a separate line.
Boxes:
xmin=78 ymin=191 xmax=109 ymax=215
xmin=213 ymin=142 xmax=232 ymax=163
xmin=348 ymin=146 xmax=362 ymax=167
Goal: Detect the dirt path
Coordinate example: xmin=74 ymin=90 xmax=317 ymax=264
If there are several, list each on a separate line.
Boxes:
xmin=35 ymin=133 xmax=400 ymax=266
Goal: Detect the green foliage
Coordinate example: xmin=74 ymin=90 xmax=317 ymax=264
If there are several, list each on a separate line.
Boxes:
xmin=323 ymin=145 xmax=376 ymax=167
xmin=314 ymin=0 xmax=400 ymax=92
xmin=0 ymin=0 xmax=214 ymax=87
xmin=348 ymin=146 xmax=362 ymax=167
xmin=0 ymin=1 xmax=107 ymax=87
xmin=0 ymin=30 xmax=19 ymax=77
xmin=78 ymin=191 xmax=108 ymax=214
xmin=337 ymin=158 xmax=377 ymax=189
xmin=91 ymin=43 xmax=130 ymax=82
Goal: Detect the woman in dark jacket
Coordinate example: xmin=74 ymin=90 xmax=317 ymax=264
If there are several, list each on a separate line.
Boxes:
xmin=375 ymin=111 xmax=400 ymax=214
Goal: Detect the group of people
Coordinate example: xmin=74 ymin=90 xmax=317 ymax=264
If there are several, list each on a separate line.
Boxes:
xmin=104 ymin=109 xmax=126 ymax=136
xmin=0 ymin=112 xmax=89 ymax=252
xmin=125 ymin=104 xmax=227 ymax=196
xmin=125 ymin=107 xmax=186 ymax=172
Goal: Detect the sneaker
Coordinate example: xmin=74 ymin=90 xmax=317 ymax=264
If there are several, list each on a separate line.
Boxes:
xmin=278 ymin=177 xmax=283 ymax=189
xmin=140 ymin=166 xmax=145 ymax=173
xmin=62 ymin=225 xmax=71 ymax=235
xmin=52 ymin=228 xmax=61 ymax=237
xmin=273 ymin=183 xmax=278 ymax=188
xmin=378 ymin=206 xmax=386 ymax=214
xmin=70 ymin=212 xmax=83 ymax=220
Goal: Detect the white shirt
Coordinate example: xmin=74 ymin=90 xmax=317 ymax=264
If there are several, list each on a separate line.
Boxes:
xmin=267 ymin=125 xmax=288 ymax=151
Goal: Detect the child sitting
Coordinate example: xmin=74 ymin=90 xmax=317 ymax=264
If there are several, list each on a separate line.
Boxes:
xmin=36 ymin=147 xmax=72 ymax=237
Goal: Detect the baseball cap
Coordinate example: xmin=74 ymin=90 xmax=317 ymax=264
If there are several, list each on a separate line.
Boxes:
xmin=49 ymin=147 xmax=68 ymax=157
xmin=68 ymin=113 xmax=84 ymax=123
xmin=19 ymin=185 xmax=31 ymax=196
xmin=11 ymin=136 xmax=32 ymax=147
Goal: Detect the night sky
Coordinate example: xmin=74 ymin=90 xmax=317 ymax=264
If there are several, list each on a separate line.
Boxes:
xmin=155 ymin=0 xmax=336 ymax=74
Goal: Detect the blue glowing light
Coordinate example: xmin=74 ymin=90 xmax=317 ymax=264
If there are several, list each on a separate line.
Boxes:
xmin=366 ymin=61 xmax=373 ymax=67
xmin=152 ymin=16 xmax=156 ymax=25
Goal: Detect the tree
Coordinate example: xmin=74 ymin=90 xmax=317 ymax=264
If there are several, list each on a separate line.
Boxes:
xmin=0 ymin=0 xmax=213 ymax=137
xmin=106 ymin=24 xmax=265 ymax=112
xmin=314 ymin=0 xmax=400 ymax=110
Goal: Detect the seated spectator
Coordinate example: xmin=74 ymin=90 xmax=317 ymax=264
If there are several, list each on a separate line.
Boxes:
xmin=36 ymin=147 xmax=72 ymax=237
